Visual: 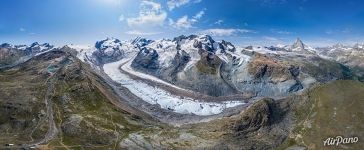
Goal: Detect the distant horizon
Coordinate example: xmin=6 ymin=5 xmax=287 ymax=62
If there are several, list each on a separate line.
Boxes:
xmin=1 ymin=0 xmax=364 ymax=47
xmin=2 ymin=34 xmax=364 ymax=48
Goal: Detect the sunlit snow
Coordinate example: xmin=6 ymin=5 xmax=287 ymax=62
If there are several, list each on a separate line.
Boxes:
xmin=103 ymin=59 xmax=244 ymax=116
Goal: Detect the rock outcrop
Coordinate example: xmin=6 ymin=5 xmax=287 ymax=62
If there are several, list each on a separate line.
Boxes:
xmin=92 ymin=38 xmax=125 ymax=64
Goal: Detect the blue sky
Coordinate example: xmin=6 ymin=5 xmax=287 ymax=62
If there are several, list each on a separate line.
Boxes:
xmin=1 ymin=0 xmax=364 ymax=46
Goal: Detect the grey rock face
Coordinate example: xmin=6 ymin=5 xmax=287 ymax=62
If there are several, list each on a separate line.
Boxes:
xmin=291 ymin=38 xmax=305 ymax=50
xmin=92 ymin=38 xmax=125 ymax=64
xmin=61 ymin=114 xmax=84 ymax=136
xmin=0 ymin=47 xmax=24 ymax=67
xmin=131 ymin=47 xmax=159 ymax=73
xmin=0 ymin=42 xmax=55 ymax=68
xmin=288 ymin=81 xmax=304 ymax=92
xmin=169 ymin=50 xmax=191 ymax=81
xmin=132 ymin=37 xmax=154 ymax=47
xmin=119 ymin=133 xmax=155 ymax=150
xmin=220 ymin=40 xmax=236 ymax=52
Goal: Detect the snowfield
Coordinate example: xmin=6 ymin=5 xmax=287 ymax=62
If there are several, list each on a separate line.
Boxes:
xmin=122 ymin=56 xmax=193 ymax=92
xmin=103 ymin=59 xmax=244 ymax=116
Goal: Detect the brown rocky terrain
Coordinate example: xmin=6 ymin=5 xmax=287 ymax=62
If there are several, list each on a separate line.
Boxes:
xmin=248 ymin=53 xmax=294 ymax=83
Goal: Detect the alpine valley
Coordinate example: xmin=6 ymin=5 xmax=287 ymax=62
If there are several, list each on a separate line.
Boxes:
xmin=0 ymin=35 xmax=363 ymax=149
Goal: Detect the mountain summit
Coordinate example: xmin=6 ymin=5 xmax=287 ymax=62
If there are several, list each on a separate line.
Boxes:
xmin=291 ymin=38 xmax=305 ymax=51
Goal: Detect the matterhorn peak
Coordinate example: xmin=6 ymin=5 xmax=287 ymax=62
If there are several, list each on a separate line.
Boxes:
xmin=292 ymin=38 xmax=305 ymax=50
xmin=291 ymin=38 xmax=306 ymax=51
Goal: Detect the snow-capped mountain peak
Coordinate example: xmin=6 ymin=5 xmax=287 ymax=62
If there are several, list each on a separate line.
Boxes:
xmin=0 ymin=43 xmax=14 ymax=48
xmin=289 ymin=38 xmax=316 ymax=54
xmin=332 ymin=43 xmax=345 ymax=49
xmin=95 ymin=37 xmax=122 ymax=50
xmin=0 ymin=42 xmax=54 ymax=52
xmin=30 ymin=42 xmax=40 ymax=47
xmin=276 ymin=44 xmax=286 ymax=48
xmin=291 ymin=38 xmax=305 ymax=51
xmin=131 ymin=37 xmax=154 ymax=47
xmin=26 ymin=42 xmax=54 ymax=54
xmin=353 ymin=43 xmax=364 ymax=49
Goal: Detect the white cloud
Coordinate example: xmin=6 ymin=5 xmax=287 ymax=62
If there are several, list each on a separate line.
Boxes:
xmin=169 ymin=10 xmax=205 ymax=29
xmin=200 ymin=28 xmax=255 ymax=36
xmin=167 ymin=0 xmax=190 ymax=10
xmin=262 ymin=36 xmax=280 ymax=41
xmin=193 ymin=0 xmax=203 ymax=3
xmin=325 ymin=28 xmax=352 ymax=35
xmin=260 ymin=36 xmax=287 ymax=46
xmin=214 ymin=20 xmax=224 ymax=25
xmin=270 ymin=29 xmax=291 ymax=34
xmin=169 ymin=16 xmax=192 ymax=29
xmin=127 ymin=1 xmax=167 ymax=29
xmin=342 ymin=28 xmax=352 ymax=33
xmin=325 ymin=30 xmax=333 ymax=35
xmin=193 ymin=10 xmax=205 ymax=19
xmin=125 ymin=30 xmax=162 ymax=35
xmin=167 ymin=0 xmax=202 ymax=11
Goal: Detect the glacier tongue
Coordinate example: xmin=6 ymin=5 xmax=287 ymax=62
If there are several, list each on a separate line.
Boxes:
xmin=103 ymin=59 xmax=244 ymax=116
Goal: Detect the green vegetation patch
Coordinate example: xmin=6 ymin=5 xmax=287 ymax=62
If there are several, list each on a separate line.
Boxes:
xmin=293 ymin=80 xmax=364 ymax=149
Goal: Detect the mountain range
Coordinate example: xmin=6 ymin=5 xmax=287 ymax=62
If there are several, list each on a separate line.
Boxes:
xmin=75 ymin=35 xmax=361 ymax=97
xmin=0 ymin=35 xmax=363 ymax=149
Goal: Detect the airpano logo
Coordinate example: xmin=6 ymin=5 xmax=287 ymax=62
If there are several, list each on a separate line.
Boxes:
xmin=323 ymin=136 xmax=359 ymax=146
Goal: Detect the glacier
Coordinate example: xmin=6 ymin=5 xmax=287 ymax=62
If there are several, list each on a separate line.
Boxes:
xmin=103 ymin=59 xmax=244 ymax=116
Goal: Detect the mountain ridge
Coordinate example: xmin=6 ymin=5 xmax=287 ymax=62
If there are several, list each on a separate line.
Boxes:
xmin=0 ymin=35 xmax=363 ymax=149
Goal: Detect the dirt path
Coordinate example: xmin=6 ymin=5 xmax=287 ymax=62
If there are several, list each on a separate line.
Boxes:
xmin=16 ymin=57 xmax=66 ymax=149
xmin=2 ymin=75 xmax=58 ymax=149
